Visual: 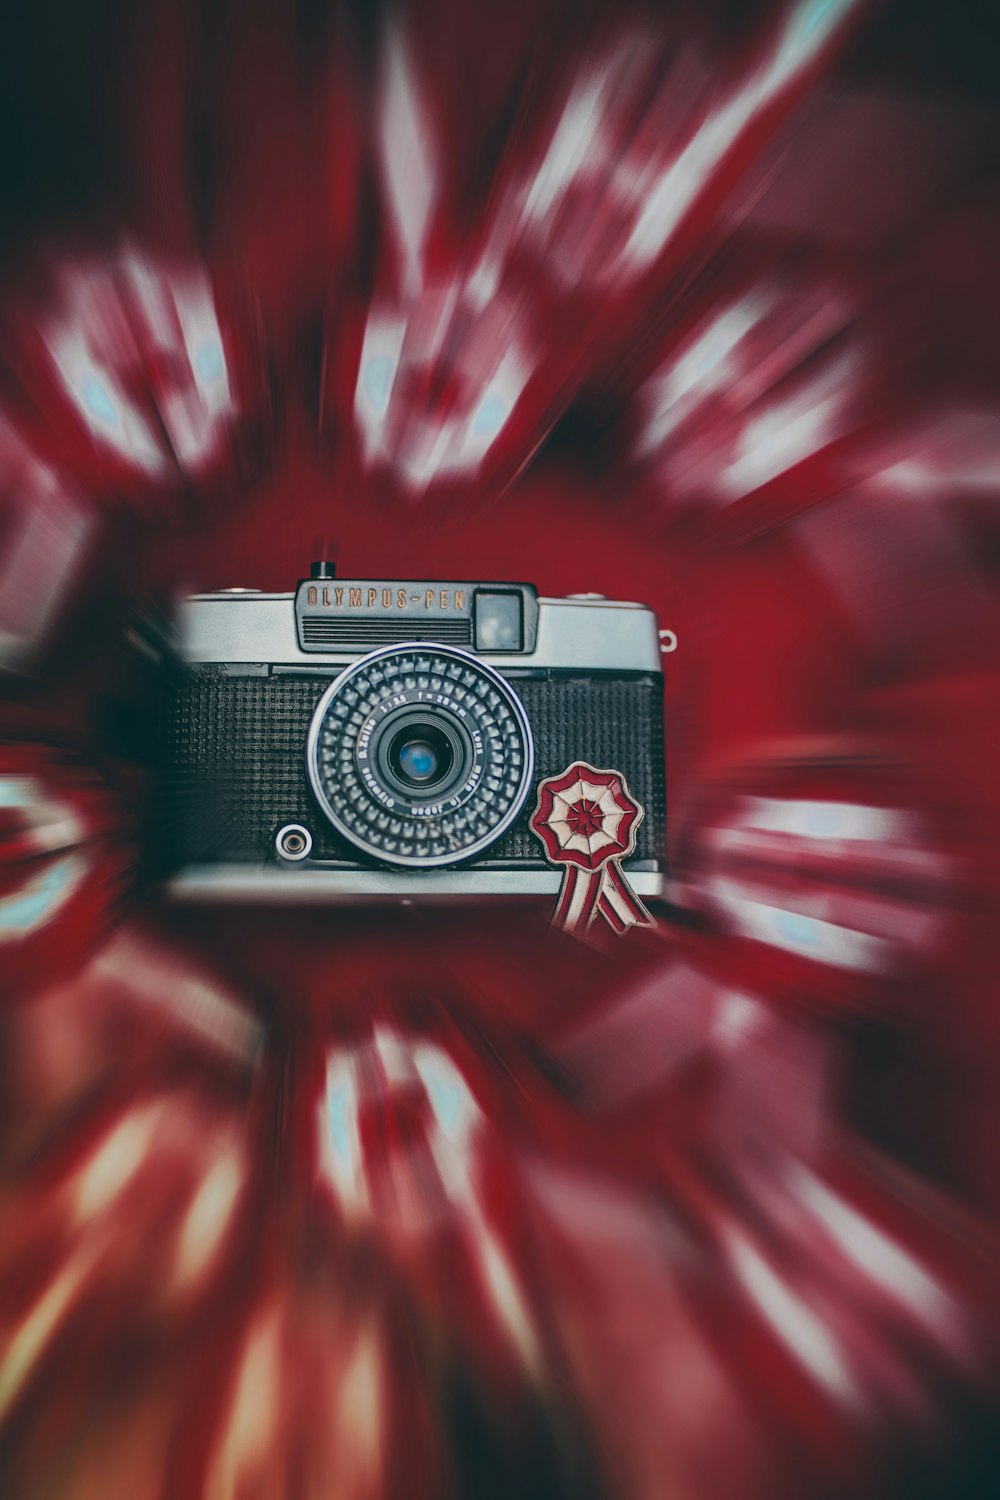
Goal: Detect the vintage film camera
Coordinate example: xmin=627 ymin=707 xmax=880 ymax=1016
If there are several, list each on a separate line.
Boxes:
xmin=161 ymin=560 xmax=668 ymax=902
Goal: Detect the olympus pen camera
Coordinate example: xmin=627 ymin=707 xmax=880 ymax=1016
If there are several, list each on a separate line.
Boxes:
xmin=161 ymin=561 xmax=668 ymax=901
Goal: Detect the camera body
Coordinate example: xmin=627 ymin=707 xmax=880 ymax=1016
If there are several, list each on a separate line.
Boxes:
xmin=161 ymin=566 xmax=667 ymax=902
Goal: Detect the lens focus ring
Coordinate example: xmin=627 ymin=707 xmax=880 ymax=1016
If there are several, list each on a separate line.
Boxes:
xmin=306 ymin=644 xmax=535 ymax=868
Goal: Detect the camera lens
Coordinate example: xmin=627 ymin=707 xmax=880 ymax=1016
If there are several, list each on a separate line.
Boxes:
xmin=391 ymin=727 xmax=452 ymax=786
xmin=307 ymin=644 xmax=535 ymax=868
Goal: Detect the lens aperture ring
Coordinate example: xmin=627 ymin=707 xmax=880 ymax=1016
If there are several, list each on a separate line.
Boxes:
xmin=307 ymin=645 xmax=534 ymax=867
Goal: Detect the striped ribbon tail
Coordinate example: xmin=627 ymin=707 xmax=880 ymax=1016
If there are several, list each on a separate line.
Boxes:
xmin=553 ymin=858 xmax=654 ymax=937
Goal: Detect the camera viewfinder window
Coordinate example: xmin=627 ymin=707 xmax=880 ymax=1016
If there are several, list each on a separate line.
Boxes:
xmin=475 ymin=592 xmax=522 ymax=651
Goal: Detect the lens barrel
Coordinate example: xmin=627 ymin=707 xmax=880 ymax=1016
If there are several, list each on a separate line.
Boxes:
xmin=307 ymin=644 xmax=534 ymax=868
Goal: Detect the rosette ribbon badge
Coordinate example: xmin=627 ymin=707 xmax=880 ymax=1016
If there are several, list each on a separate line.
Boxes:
xmin=530 ymin=762 xmax=656 ymax=940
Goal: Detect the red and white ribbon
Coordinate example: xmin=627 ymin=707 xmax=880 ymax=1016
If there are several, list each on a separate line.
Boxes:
xmin=530 ymin=762 xmax=655 ymax=939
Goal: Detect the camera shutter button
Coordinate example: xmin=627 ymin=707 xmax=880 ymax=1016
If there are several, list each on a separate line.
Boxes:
xmin=566 ymin=592 xmax=606 ymax=600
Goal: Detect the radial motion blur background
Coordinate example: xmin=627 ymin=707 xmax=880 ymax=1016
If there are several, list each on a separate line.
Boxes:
xmin=1 ymin=0 xmax=999 ymax=1496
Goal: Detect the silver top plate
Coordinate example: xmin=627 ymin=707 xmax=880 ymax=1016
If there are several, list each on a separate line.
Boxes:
xmin=175 ymin=592 xmax=663 ymax=673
